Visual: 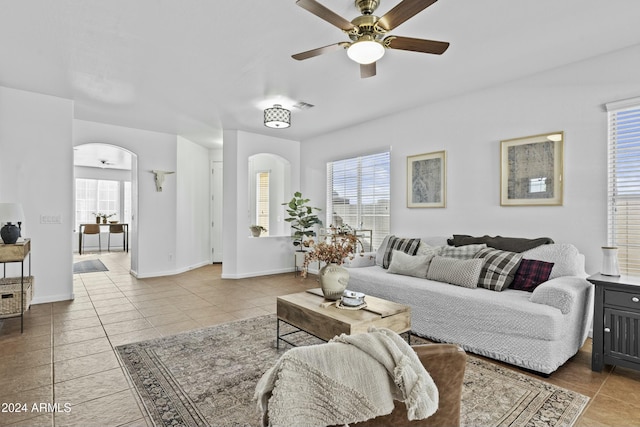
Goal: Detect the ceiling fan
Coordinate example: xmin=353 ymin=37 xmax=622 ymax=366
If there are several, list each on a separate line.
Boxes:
xmin=292 ymin=0 xmax=450 ymax=78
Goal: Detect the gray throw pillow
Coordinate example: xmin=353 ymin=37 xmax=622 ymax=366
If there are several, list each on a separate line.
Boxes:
xmin=387 ymin=250 xmax=433 ymax=279
xmin=427 ymin=256 xmax=484 ymax=288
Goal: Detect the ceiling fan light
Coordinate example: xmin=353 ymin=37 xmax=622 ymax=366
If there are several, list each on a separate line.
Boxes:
xmin=264 ymin=104 xmax=291 ymax=129
xmin=347 ymin=40 xmax=385 ymax=64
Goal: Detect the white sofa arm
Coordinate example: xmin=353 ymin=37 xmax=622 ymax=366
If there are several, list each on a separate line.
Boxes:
xmin=529 ymin=276 xmax=590 ymax=314
xmin=343 ymin=252 xmax=377 ymax=268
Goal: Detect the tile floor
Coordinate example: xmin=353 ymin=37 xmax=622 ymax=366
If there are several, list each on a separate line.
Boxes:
xmin=0 ymin=251 xmax=639 ymax=426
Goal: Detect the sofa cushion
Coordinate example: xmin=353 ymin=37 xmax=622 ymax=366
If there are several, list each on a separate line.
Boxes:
xmin=511 ymin=259 xmax=554 ymax=291
xmin=375 ymin=235 xmax=394 ymax=267
xmin=439 ymin=244 xmax=487 ymax=260
xmin=473 ymin=248 xmax=523 ymax=291
xmin=447 ymin=235 xmax=554 ymax=253
xmin=520 ymin=243 xmax=583 ymax=279
xmin=427 ymin=256 xmax=484 ymax=288
xmin=381 ymin=236 xmax=421 ymax=269
xmin=387 ymin=250 xmax=433 ymax=279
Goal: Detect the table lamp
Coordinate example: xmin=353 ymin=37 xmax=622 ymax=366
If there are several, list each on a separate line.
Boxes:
xmin=0 ymin=203 xmax=24 ymax=244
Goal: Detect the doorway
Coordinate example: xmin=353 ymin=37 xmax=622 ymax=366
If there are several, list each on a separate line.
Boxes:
xmin=73 ymin=143 xmax=138 ymax=274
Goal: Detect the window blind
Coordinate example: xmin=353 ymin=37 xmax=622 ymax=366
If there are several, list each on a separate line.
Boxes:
xmin=327 ymin=151 xmax=390 ymax=250
xmin=257 ymin=172 xmax=269 ymax=235
xmin=608 ymin=103 xmax=640 ymax=274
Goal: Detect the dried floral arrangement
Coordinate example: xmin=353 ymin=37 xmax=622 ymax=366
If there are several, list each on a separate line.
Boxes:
xmin=302 ymin=224 xmax=364 ymax=278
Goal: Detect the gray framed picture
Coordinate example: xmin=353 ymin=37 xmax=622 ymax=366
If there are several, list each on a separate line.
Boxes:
xmin=407 ymin=150 xmax=446 ymax=208
xmin=500 ymin=132 xmax=564 ymax=206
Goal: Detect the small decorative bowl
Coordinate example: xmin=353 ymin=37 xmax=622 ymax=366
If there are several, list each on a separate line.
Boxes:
xmin=341 ymin=290 xmax=365 ymax=307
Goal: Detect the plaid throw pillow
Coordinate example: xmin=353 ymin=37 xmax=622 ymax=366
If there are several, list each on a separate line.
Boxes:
xmin=440 ymin=244 xmax=487 ymax=260
xmin=511 ymin=259 xmax=554 ymax=291
xmin=473 ymin=248 xmax=523 ymax=291
xmin=382 ymin=236 xmax=421 ymax=269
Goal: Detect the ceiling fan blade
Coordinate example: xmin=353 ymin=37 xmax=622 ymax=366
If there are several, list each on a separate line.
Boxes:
xmin=384 ymin=36 xmax=449 ymax=54
xmin=295 ymin=0 xmax=356 ymax=32
xmin=360 ymin=62 xmax=376 ymax=78
xmin=377 ymin=0 xmax=438 ymax=31
xmin=292 ymin=42 xmax=349 ymax=60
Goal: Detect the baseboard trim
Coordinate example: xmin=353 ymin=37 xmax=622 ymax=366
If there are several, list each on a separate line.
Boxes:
xmin=31 ymin=293 xmax=74 ymax=304
xmin=221 ymin=266 xmax=296 ymax=279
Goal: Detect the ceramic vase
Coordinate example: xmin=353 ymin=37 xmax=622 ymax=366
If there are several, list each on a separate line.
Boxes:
xmin=319 ymin=263 xmax=349 ymax=300
xmin=601 ymin=246 xmax=620 ymax=276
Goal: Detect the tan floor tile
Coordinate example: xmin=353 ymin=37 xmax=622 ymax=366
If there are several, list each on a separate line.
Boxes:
xmin=107 ymin=328 xmax=161 ymax=347
xmin=102 ymin=318 xmax=152 ymax=336
xmin=0 ymin=347 xmax=51 ymax=375
xmin=154 ymin=319 xmax=201 ymax=336
xmin=129 ymin=297 xmax=175 ymax=309
xmin=0 ymin=334 xmax=52 ymax=357
xmin=0 ymin=386 xmax=53 ymax=426
xmin=88 ymin=292 xmax=126 ymax=302
xmin=97 ymin=309 xmax=142 ymax=325
xmin=54 ymin=350 xmax=120 ymax=383
xmin=193 ymin=312 xmax=238 ymax=328
xmin=54 ymin=389 xmax=144 ymax=427
xmin=579 ymin=393 xmax=640 ymax=426
xmin=90 ymin=296 xmax=130 ymax=308
xmin=138 ymin=304 xmax=181 ymax=319
xmin=54 ymin=367 xmax=129 ymax=406
xmin=54 ymin=337 xmax=112 ymax=362
xmin=145 ymin=311 xmax=190 ymax=327
xmin=54 ymin=325 xmax=106 ymax=347
xmin=183 ymin=306 xmax=221 ymax=320
xmin=53 ymin=316 xmax=102 ymax=332
xmin=52 ymin=301 xmax=94 ymax=313
xmin=53 ymin=309 xmax=98 ymax=323
xmin=600 ymin=365 xmax=640 ymax=402
xmin=1 ymin=413 xmax=53 ymax=427
xmin=0 ymin=364 xmax=52 ymax=395
xmin=94 ymin=302 xmax=137 ymax=316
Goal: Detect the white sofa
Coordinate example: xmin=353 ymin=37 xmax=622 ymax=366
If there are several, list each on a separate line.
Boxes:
xmin=343 ymin=236 xmax=594 ymax=375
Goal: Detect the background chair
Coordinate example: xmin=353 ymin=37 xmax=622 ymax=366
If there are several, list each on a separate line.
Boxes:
xmin=82 ymin=224 xmax=101 ymax=253
xmin=108 ymin=224 xmax=125 ymax=251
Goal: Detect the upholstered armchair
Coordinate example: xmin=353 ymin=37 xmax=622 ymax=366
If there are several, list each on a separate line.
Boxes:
xmin=355 ymin=343 xmax=467 ymax=427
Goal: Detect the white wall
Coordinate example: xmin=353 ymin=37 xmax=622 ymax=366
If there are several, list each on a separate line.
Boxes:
xmin=0 ymin=86 xmax=74 ymax=303
xmin=176 ymin=136 xmax=211 ymax=272
xmin=301 ymin=43 xmax=640 ymax=274
xmin=73 ymin=120 xmax=178 ymax=277
xmin=222 ymin=130 xmax=300 ymax=278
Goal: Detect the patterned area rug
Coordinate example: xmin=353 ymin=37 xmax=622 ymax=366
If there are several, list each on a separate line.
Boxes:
xmin=72 ymin=259 xmax=108 ymax=274
xmin=116 ymin=315 xmax=589 ymax=427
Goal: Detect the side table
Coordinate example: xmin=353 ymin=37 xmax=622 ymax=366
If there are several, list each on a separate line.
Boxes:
xmin=587 ymin=273 xmax=640 ymax=372
xmin=0 ymin=239 xmax=31 ymax=333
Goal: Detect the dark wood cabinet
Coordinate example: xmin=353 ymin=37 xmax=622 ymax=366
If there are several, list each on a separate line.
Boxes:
xmin=588 ymin=273 xmax=640 ymax=372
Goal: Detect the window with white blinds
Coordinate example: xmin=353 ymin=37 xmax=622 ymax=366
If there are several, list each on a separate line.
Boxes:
xmin=327 ymin=151 xmax=390 ymax=250
xmin=607 ymin=99 xmax=640 ymax=275
xmin=256 ymin=171 xmax=269 ymax=236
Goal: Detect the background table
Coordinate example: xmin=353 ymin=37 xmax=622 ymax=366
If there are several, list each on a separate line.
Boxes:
xmin=78 ymin=223 xmax=128 ymax=254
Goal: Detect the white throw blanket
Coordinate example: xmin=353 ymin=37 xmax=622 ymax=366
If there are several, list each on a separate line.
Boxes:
xmin=254 ymin=327 xmax=438 ymax=427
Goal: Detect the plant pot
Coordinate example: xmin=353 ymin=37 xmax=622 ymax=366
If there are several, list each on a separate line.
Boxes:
xmin=95 ymin=217 xmax=101 ymax=224
xmin=319 ymin=263 xmax=349 ymax=300
xmin=251 ymin=229 xmax=261 ymax=237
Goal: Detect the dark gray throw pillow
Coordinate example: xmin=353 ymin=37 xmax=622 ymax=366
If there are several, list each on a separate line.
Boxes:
xmin=447 ymin=234 xmax=554 ymax=253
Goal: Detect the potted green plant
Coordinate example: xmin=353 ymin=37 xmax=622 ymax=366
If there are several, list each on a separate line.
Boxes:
xmin=249 ymin=225 xmax=267 ymax=237
xmin=101 ymin=213 xmax=115 ymax=224
xmin=282 ymin=192 xmax=322 ymax=249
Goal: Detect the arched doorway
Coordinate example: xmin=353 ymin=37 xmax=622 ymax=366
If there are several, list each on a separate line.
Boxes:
xmin=73 ymin=143 xmax=139 ymax=275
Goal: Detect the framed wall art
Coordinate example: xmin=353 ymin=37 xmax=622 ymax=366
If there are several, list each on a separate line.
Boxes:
xmin=500 ymin=131 xmax=564 ymax=206
xmin=407 ymin=150 xmax=446 ymax=208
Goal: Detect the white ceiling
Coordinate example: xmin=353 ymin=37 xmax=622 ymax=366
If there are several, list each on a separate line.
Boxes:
xmin=2 ymin=0 xmax=640 ymax=150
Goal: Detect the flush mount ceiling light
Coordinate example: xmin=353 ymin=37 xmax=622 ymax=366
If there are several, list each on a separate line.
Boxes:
xmin=347 ymin=36 xmax=385 ymax=65
xmin=264 ymin=104 xmax=291 ymax=129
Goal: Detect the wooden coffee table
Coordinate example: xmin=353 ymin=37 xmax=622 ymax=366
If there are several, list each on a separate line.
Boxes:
xmin=276 ymin=288 xmax=411 ymax=348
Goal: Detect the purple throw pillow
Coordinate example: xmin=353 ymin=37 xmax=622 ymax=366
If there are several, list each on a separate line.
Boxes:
xmin=511 ymin=259 xmax=554 ymax=292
